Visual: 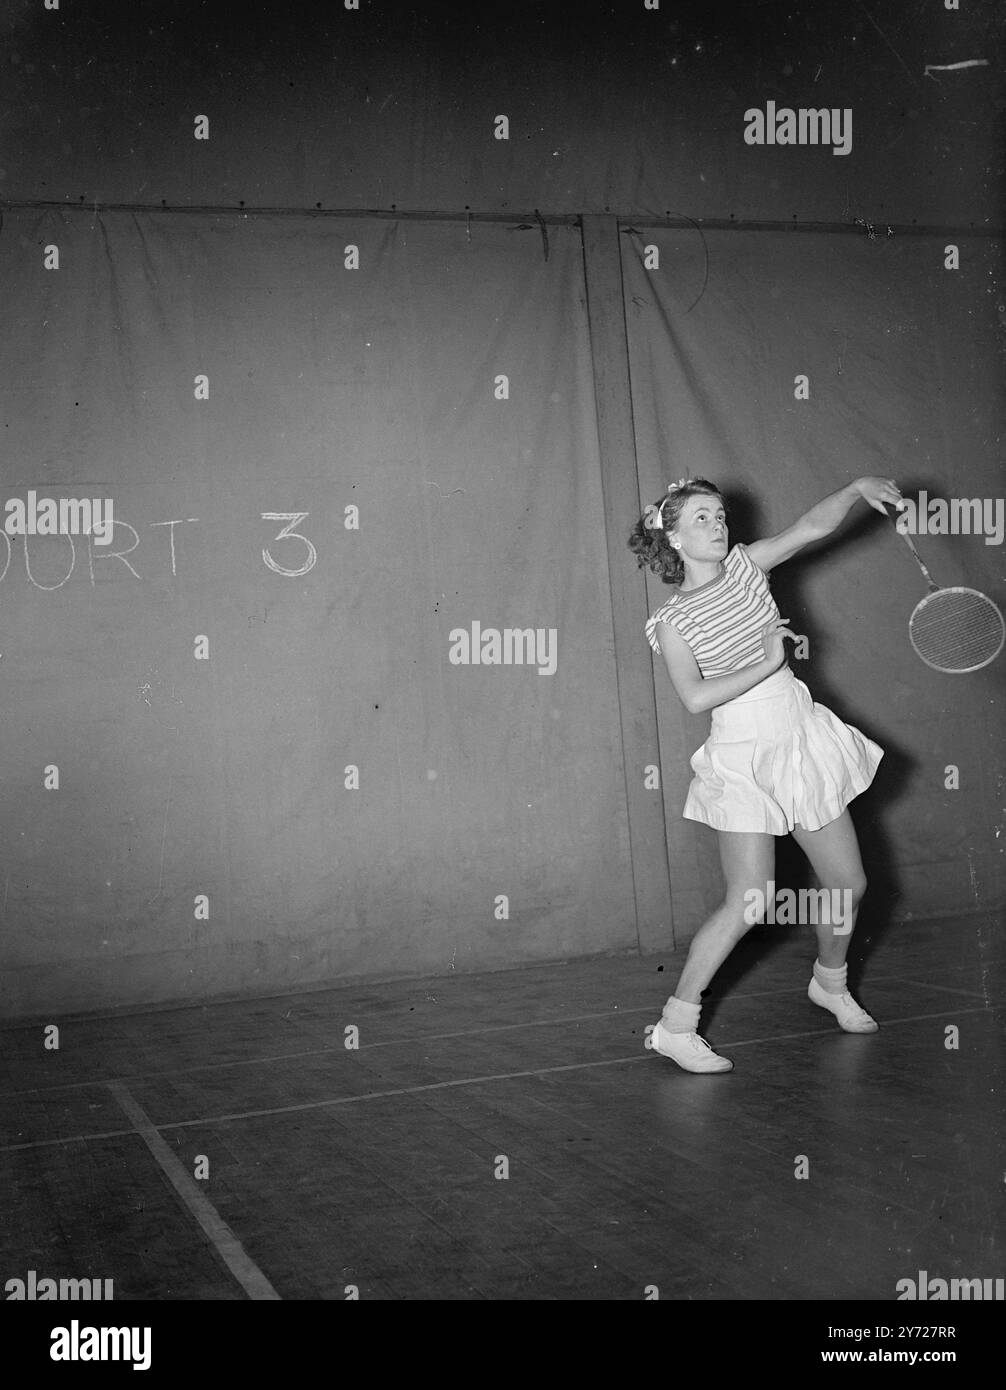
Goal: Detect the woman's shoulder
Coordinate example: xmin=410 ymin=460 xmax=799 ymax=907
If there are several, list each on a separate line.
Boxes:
xmin=645 ymin=592 xmax=685 ymax=650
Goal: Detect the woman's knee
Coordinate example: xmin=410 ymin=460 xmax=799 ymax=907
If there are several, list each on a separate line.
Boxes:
xmin=724 ymin=884 xmax=771 ymax=933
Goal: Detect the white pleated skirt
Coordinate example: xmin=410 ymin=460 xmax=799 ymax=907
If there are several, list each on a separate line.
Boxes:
xmin=683 ymin=665 xmax=884 ymax=835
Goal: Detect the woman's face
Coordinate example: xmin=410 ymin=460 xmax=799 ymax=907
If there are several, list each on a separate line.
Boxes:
xmin=669 ymin=494 xmax=728 ymax=562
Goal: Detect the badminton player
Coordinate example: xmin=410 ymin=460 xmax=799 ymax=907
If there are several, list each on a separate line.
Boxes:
xmin=630 ymin=476 xmax=903 ymax=1072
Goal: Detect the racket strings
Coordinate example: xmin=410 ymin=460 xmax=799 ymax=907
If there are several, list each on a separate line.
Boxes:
xmin=910 ymin=590 xmax=1005 ymax=672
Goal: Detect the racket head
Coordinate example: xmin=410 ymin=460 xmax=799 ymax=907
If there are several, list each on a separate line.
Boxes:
xmin=909 ymin=587 xmax=1005 ymax=674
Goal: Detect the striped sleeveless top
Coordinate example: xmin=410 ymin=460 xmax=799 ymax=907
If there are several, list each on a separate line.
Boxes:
xmin=644 ymin=542 xmax=780 ymax=677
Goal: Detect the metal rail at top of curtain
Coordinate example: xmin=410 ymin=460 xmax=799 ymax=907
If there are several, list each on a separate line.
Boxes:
xmin=0 ymin=199 xmax=999 ymax=239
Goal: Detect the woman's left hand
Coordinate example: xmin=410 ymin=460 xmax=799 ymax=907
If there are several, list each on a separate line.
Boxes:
xmin=852 ymin=476 xmax=905 ymax=517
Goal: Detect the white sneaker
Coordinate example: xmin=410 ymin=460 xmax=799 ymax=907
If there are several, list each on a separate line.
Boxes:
xmin=808 ymin=977 xmax=879 ymax=1033
xmin=646 ymin=1020 xmax=734 ymax=1073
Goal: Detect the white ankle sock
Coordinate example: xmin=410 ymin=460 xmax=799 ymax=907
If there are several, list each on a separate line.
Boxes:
xmin=813 ymin=960 xmax=848 ymax=995
xmin=661 ymin=996 xmax=701 ymax=1033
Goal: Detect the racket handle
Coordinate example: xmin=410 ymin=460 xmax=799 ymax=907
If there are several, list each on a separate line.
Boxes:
xmin=891 ymin=512 xmax=939 ymax=592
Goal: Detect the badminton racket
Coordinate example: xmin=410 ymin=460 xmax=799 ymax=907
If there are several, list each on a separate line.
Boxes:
xmin=892 ymin=516 xmax=1004 ymax=673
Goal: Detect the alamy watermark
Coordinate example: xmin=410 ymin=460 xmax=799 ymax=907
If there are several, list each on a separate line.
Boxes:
xmin=3 ymin=491 xmax=114 ymax=545
xmin=5 ymin=1270 xmax=114 ymax=1299
xmin=895 ymin=492 xmax=1003 ymax=545
xmin=896 ymin=1271 xmax=1003 ymax=1300
xmin=50 ymin=1320 xmax=151 ymax=1371
xmin=743 ymin=101 xmax=852 ymax=156
xmin=744 ymin=881 xmax=853 ymax=932
xmin=448 ymin=622 xmax=557 ymax=675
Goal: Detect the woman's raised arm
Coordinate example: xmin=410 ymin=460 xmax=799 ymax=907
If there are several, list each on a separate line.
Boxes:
xmin=746 ymin=476 xmax=903 ymax=572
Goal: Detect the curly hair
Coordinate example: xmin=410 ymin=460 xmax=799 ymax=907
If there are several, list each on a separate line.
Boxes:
xmin=627 ymin=478 xmax=725 ymax=586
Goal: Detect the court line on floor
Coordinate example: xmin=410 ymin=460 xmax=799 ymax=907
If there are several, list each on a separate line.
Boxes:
xmin=5 ymin=937 xmax=993 ymax=1032
xmin=1 ymin=973 xmax=988 ymax=1098
xmin=0 ymin=1004 xmax=995 ymax=1157
xmin=895 ymin=979 xmax=991 ymax=1000
xmin=106 ymin=1080 xmax=280 ymax=1301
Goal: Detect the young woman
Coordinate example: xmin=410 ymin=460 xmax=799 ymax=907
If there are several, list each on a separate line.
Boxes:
xmin=629 ymin=476 xmax=902 ymax=1073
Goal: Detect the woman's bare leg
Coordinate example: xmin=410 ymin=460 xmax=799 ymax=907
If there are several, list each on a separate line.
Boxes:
xmin=790 ymin=810 xmax=868 ymax=965
xmin=670 ymin=829 xmax=776 ymax=1003
xmin=791 ymin=810 xmax=876 ymax=1031
xmin=650 ymin=829 xmax=776 ymax=1071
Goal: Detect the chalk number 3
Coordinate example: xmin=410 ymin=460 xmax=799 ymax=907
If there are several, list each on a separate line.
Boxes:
xmin=260 ymin=512 xmax=317 ymax=578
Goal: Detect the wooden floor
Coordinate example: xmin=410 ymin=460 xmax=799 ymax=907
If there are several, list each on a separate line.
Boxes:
xmin=1 ymin=914 xmax=1001 ymax=1301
